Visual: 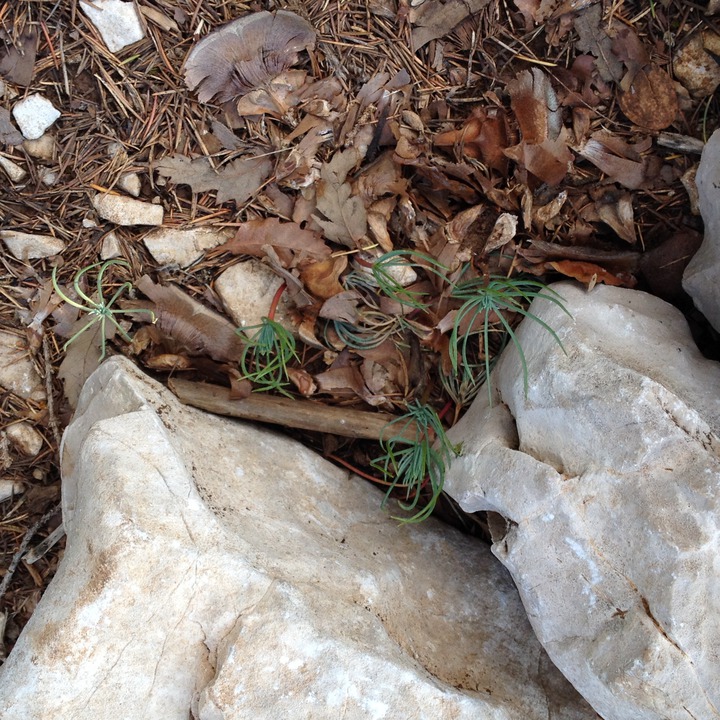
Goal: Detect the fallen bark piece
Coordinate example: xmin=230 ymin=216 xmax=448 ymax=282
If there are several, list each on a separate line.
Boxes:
xmin=169 ymin=377 xmax=419 ymax=442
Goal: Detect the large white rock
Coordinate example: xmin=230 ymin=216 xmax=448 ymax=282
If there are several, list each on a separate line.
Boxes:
xmin=445 ymin=282 xmax=720 ymax=720
xmin=683 ymin=128 xmax=720 ymax=331
xmin=0 ymin=357 xmax=594 ymax=720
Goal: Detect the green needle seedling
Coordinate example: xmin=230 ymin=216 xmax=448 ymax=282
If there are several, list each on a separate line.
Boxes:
xmin=52 ymin=259 xmax=155 ymax=361
xmin=449 ymin=274 xmax=569 ymax=403
xmin=236 ymin=317 xmax=299 ymax=396
xmin=372 ymin=401 xmax=461 ymax=523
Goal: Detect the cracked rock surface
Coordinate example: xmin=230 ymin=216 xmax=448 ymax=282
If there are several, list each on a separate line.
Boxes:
xmin=0 ymin=356 xmax=595 ymax=720
xmin=445 ymin=282 xmax=720 ymax=720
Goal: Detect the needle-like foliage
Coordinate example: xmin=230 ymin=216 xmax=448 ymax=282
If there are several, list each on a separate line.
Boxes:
xmin=237 ymin=317 xmax=299 ymax=396
xmin=449 ymin=274 xmax=569 ymax=403
xmin=372 ymin=402 xmax=460 ymax=523
xmin=52 ymin=259 xmax=155 ymax=361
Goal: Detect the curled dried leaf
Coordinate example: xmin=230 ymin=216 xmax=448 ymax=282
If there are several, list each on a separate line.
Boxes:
xmin=185 ymin=10 xmax=316 ymax=104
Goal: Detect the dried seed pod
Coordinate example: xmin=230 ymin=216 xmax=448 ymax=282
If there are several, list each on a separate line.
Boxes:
xmin=184 ymin=10 xmax=316 ymax=104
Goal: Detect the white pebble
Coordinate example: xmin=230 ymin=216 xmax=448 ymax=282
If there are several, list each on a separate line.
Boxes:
xmin=12 ymin=95 xmax=61 ymax=141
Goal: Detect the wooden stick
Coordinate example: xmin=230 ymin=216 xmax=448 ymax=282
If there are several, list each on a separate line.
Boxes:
xmin=168 ymin=378 xmax=421 ymax=442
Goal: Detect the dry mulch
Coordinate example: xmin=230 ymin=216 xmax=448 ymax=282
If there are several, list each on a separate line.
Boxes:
xmin=1 ymin=0 xmax=718 ymax=659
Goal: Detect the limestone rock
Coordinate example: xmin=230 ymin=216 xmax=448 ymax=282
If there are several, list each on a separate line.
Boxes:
xmin=92 ymin=192 xmax=164 ymax=226
xmin=0 ymin=155 xmax=26 ymax=182
xmin=445 ymin=282 xmax=720 ymax=720
xmin=0 ymin=329 xmax=45 ymax=402
xmin=143 ymin=226 xmax=231 ymax=267
xmin=12 ymin=95 xmax=60 ymax=141
xmin=118 ymin=171 xmax=141 ymax=197
xmin=79 ymin=0 xmax=146 ymax=53
xmin=6 ymin=422 xmax=44 ymax=457
xmin=23 ymin=134 xmax=56 ymax=161
xmin=673 ymin=32 xmax=720 ymax=98
xmin=683 ymin=128 xmax=720 ymax=331
xmin=0 ymin=357 xmax=594 ymax=720
xmin=215 ymin=259 xmax=294 ymax=333
xmin=0 ymin=230 xmax=65 ymax=259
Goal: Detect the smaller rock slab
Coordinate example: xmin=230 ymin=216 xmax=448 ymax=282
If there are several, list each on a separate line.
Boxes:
xmin=0 ymin=230 xmax=64 ymax=259
xmin=93 ymin=192 xmax=164 ymax=226
xmin=683 ymin=128 xmax=720 ymax=331
xmin=445 ymin=282 xmax=720 ymax=720
xmin=0 ymin=329 xmax=45 ymax=401
xmin=80 ymin=0 xmax=146 ymax=53
xmin=143 ymin=226 xmax=231 ymax=267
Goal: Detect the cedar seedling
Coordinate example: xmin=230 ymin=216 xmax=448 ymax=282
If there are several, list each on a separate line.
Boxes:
xmin=236 ymin=283 xmax=299 ymax=396
xmin=372 ymin=401 xmax=460 ymax=523
xmin=449 ymin=274 xmax=569 ymax=403
xmin=52 ymin=259 xmax=155 ymax=361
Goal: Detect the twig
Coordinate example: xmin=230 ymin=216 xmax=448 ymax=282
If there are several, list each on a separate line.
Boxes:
xmin=0 ymin=504 xmax=61 ymax=601
xmin=169 ymin=378 xmax=421 ymax=442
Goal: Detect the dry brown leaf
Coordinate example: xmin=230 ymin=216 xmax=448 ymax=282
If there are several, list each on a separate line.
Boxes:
xmin=155 ymin=154 xmax=273 ymax=205
xmin=505 ymin=128 xmax=573 ymax=186
xmin=434 ymin=107 xmax=509 ymax=172
xmin=218 ymin=218 xmax=331 ymax=267
xmin=184 ymin=10 xmax=316 ymax=104
xmin=0 ymin=107 xmax=23 ymax=146
xmin=573 ymin=4 xmax=623 ymax=83
xmin=593 ymin=189 xmax=637 ymax=244
xmin=0 ymin=29 xmax=38 ymax=86
xmin=134 ymin=276 xmax=245 ymax=363
xmin=287 ymin=367 xmax=316 ymax=396
xmin=57 ymin=321 xmax=105 ymax=408
xmin=507 ymin=68 xmax=562 ymax=145
xmin=618 ymin=64 xmax=679 ymax=130
xmin=235 ymin=70 xmax=308 ymax=118
xmin=313 ymin=149 xmax=368 ymax=247
xmin=410 ymin=0 xmax=491 ymax=48
xmin=319 ymin=290 xmax=362 ymax=324
xmin=299 ymin=255 xmax=348 ymax=299
xmin=576 ymin=134 xmax=648 ymax=190
xmin=548 ymin=260 xmax=628 ymax=287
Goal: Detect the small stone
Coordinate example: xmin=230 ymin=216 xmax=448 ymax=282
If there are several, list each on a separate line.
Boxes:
xmin=79 ymin=0 xmax=146 ymax=54
xmin=143 ymin=226 xmax=231 ymax=267
xmin=6 ymin=422 xmax=44 ymax=457
xmin=674 ymin=32 xmax=720 ymax=98
xmin=0 ymin=230 xmax=65 ymax=260
xmin=23 ymin=134 xmax=56 ymax=161
xmin=0 ymin=329 xmax=45 ymax=401
xmin=118 ymin=172 xmax=141 ymax=197
xmin=39 ymin=168 xmax=59 ymax=186
xmin=0 ymin=155 xmax=27 ymax=182
xmin=0 ymin=479 xmax=24 ymax=503
xmin=215 ymin=259 xmax=294 ymax=333
xmin=100 ymin=232 xmax=122 ymax=260
xmin=12 ymin=95 xmax=61 ymax=141
xmin=92 ymin=193 xmax=164 ymax=226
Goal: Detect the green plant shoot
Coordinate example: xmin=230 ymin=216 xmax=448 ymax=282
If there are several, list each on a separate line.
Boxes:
xmin=52 ymin=259 xmax=155 ymax=361
xmin=236 ymin=317 xmax=299 ymax=396
xmin=372 ymin=402 xmax=460 ymax=523
xmin=449 ymin=274 xmax=569 ymax=403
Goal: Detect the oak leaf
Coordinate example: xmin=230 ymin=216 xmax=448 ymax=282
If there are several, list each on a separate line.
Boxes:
xmin=217 ymin=218 xmax=331 ymax=267
xmin=155 ymin=154 xmax=273 ymax=205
